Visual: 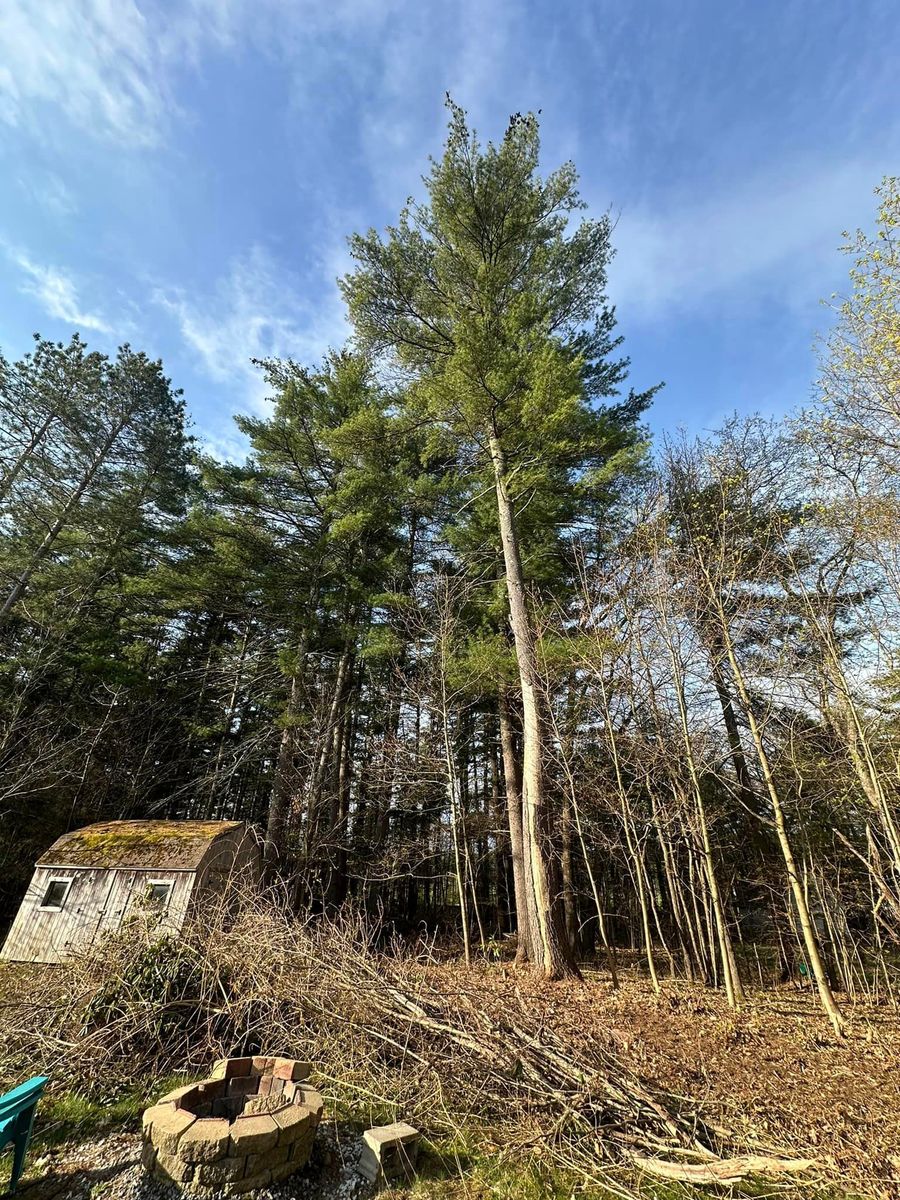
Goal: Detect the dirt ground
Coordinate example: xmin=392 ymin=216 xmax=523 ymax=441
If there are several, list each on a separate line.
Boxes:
xmin=2 ymin=957 xmax=898 ymax=1198
xmin=428 ymin=961 xmax=900 ymax=1198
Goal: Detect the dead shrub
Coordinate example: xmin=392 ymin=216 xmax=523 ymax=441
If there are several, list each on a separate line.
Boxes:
xmin=0 ymin=882 xmax=808 ymax=1197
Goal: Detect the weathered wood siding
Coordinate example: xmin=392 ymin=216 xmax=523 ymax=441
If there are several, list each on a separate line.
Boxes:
xmin=0 ymin=866 xmax=197 ymax=964
xmin=192 ymin=825 xmax=262 ymax=911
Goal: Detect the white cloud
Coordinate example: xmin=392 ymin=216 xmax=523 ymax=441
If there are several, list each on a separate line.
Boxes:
xmin=0 ymin=0 xmax=404 ymax=149
xmin=607 ymin=159 xmax=886 ymax=321
xmin=153 ymin=243 xmax=350 ymax=415
xmin=16 ymin=171 xmax=78 ymax=218
xmin=13 ymin=253 xmax=112 ymax=333
xmin=0 ymin=0 xmax=172 ymax=146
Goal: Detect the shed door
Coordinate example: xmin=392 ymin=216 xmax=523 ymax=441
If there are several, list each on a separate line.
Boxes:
xmin=91 ymin=869 xmax=136 ymax=939
xmin=91 ymin=871 xmax=189 ymax=938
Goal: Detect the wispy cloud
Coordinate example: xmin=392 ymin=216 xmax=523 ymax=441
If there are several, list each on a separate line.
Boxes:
xmin=0 ymin=1 xmax=172 ymax=147
xmin=15 ymin=171 xmax=78 ymax=219
xmin=13 ymin=252 xmax=112 ymax=333
xmin=0 ymin=0 xmax=406 ymax=150
xmin=153 ymin=244 xmax=349 ymax=415
xmin=608 ymin=159 xmax=886 ymax=322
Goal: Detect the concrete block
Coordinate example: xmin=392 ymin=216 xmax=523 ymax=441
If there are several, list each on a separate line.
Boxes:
xmin=230 ymin=1168 xmax=272 ymax=1193
xmin=177 ymin=1116 xmax=231 ymax=1163
xmin=195 ymin=1156 xmax=247 ymax=1185
xmin=229 ymin=1113 xmax=280 ymax=1155
xmin=357 ymin=1122 xmax=420 ymax=1184
xmin=150 ymin=1106 xmax=197 ymax=1155
xmin=155 ymin=1148 xmax=195 ymax=1184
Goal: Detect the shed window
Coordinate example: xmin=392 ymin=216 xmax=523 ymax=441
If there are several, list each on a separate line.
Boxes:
xmin=40 ymin=878 xmax=72 ymax=910
xmin=146 ymin=880 xmax=173 ymax=907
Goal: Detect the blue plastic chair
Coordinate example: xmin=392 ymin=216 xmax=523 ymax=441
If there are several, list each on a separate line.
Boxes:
xmin=0 ymin=1077 xmax=49 ymax=1194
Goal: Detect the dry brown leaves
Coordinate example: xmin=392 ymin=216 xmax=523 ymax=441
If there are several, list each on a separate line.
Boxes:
xmin=425 ymin=958 xmax=899 ymax=1196
xmin=1 ymin=903 xmax=898 ymax=1197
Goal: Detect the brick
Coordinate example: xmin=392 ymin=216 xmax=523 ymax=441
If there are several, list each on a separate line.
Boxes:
xmin=271 ymin=1105 xmax=313 ymax=1138
xmin=227 ymin=1076 xmax=259 ymax=1099
xmin=229 ymin=1113 xmax=280 ymax=1155
xmin=212 ymin=1056 xmax=253 ymax=1079
xmin=296 ymin=1088 xmax=324 ymax=1118
xmin=197 ymin=1078 xmax=227 ymax=1101
xmin=177 ymin=1116 xmax=231 ymax=1163
xmin=195 ymin=1156 xmax=248 ymax=1185
xmin=149 ymin=1106 xmax=196 ymax=1155
xmin=155 ymin=1148 xmax=195 ymax=1184
xmin=141 ymin=1102 xmax=175 ymax=1137
xmin=273 ymin=1058 xmax=312 ymax=1082
xmin=230 ymin=1169 xmax=272 ymax=1193
xmin=252 ymin=1056 xmax=275 ymax=1074
xmin=157 ymin=1083 xmax=199 ymax=1106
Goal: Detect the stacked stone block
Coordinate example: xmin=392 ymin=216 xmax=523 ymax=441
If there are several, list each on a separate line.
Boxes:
xmin=142 ymin=1056 xmax=321 ymax=1195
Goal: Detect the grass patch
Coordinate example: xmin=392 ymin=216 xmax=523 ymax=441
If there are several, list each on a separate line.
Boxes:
xmin=379 ymin=1131 xmax=601 ymax=1200
xmin=32 ymin=1073 xmax=192 ymax=1150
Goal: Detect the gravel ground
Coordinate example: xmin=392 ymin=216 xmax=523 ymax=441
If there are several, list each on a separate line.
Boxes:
xmin=17 ymin=1125 xmax=378 ymax=1200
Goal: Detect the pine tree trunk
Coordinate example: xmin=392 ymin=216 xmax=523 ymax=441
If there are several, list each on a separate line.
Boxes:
xmin=0 ymin=410 xmax=56 ymax=503
xmin=0 ymin=421 xmax=123 ymax=624
xmin=266 ymin=673 xmax=300 ymax=866
xmin=498 ymin=689 xmax=533 ymax=964
xmin=489 ymin=433 xmax=578 ymax=979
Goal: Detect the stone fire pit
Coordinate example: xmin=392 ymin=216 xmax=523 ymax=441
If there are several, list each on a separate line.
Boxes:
xmin=141 ymin=1056 xmax=323 ymax=1195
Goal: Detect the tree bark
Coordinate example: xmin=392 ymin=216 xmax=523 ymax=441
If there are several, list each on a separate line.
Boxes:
xmin=498 ymin=688 xmax=533 ymax=964
xmin=489 ymin=432 xmax=579 ymax=979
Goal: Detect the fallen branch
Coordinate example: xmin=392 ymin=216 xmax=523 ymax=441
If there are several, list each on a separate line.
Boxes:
xmin=633 ymin=1154 xmax=818 ymax=1185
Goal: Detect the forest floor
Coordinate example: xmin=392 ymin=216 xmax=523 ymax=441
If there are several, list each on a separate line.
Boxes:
xmin=451 ymin=963 xmax=900 ymax=1196
xmin=2 ymin=960 xmax=898 ymax=1199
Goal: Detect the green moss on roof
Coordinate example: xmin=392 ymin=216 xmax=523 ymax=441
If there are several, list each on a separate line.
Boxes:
xmin=38 ymin=820 xmax=244 ymax=870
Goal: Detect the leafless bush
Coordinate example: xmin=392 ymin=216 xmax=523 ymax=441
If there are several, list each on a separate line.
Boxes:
xmin=0 ymin=884 xmax=808 ymax=1195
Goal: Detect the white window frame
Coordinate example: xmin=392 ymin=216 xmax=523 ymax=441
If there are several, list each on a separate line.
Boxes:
xmin=146 ymin=879 xmax=174 ymax=907
xmin=39 ymin=876 xmax=73 ymax=911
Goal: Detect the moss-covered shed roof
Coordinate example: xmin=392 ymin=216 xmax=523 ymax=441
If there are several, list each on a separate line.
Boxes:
xmin=38 ymin=820 xmax=245 ymax=870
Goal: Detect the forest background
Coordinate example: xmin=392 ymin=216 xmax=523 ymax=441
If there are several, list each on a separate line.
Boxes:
xmin=2 ymin=100 xmax=900 ymax=1046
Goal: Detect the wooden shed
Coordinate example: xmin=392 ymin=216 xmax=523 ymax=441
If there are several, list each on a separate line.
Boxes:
xmin=0 ymin=819 xmax=261 ymax=964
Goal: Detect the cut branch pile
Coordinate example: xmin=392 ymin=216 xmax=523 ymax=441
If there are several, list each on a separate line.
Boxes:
xmin=290 ymin=927 xmax=815 ymax=1190
xmin=0 ymin=892 xmax=817 ymax=1194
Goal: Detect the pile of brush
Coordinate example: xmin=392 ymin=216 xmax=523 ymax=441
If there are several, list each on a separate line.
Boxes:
xmin=0 ymin=885 xmax=814 ymax=1195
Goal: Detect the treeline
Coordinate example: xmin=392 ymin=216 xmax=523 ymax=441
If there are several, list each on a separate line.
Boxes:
xmin=1 ymin=106 xmax=898 ymax=1031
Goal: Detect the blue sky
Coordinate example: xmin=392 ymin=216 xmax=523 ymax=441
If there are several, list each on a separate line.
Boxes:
xmin=0 ymin=0 xmax=897 ymax=459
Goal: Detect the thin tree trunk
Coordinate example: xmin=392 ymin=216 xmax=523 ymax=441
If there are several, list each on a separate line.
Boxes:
xmin=0 ymin=410 xmax=56 ymax=503
xmin=0 ymin=420 xmax=123 ymax=623
xmin=706 ymin=584 xmax=844 ymax=1034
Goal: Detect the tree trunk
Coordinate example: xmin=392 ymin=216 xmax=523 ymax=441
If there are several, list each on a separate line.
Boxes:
xmin=489 ymin=432 xmax=578 ymax=979
xmin=706 ymin=584 xmax=844 ymax=1034
xmin=0 ymin=410 xmax=56 ymax=503
xmin=498 ymin=689 xmax=533 ymax=964
xmin=266 ymin=673 xmax=300 ymax=867
xmin=0 ymin=421 xmax=123 ymax=624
